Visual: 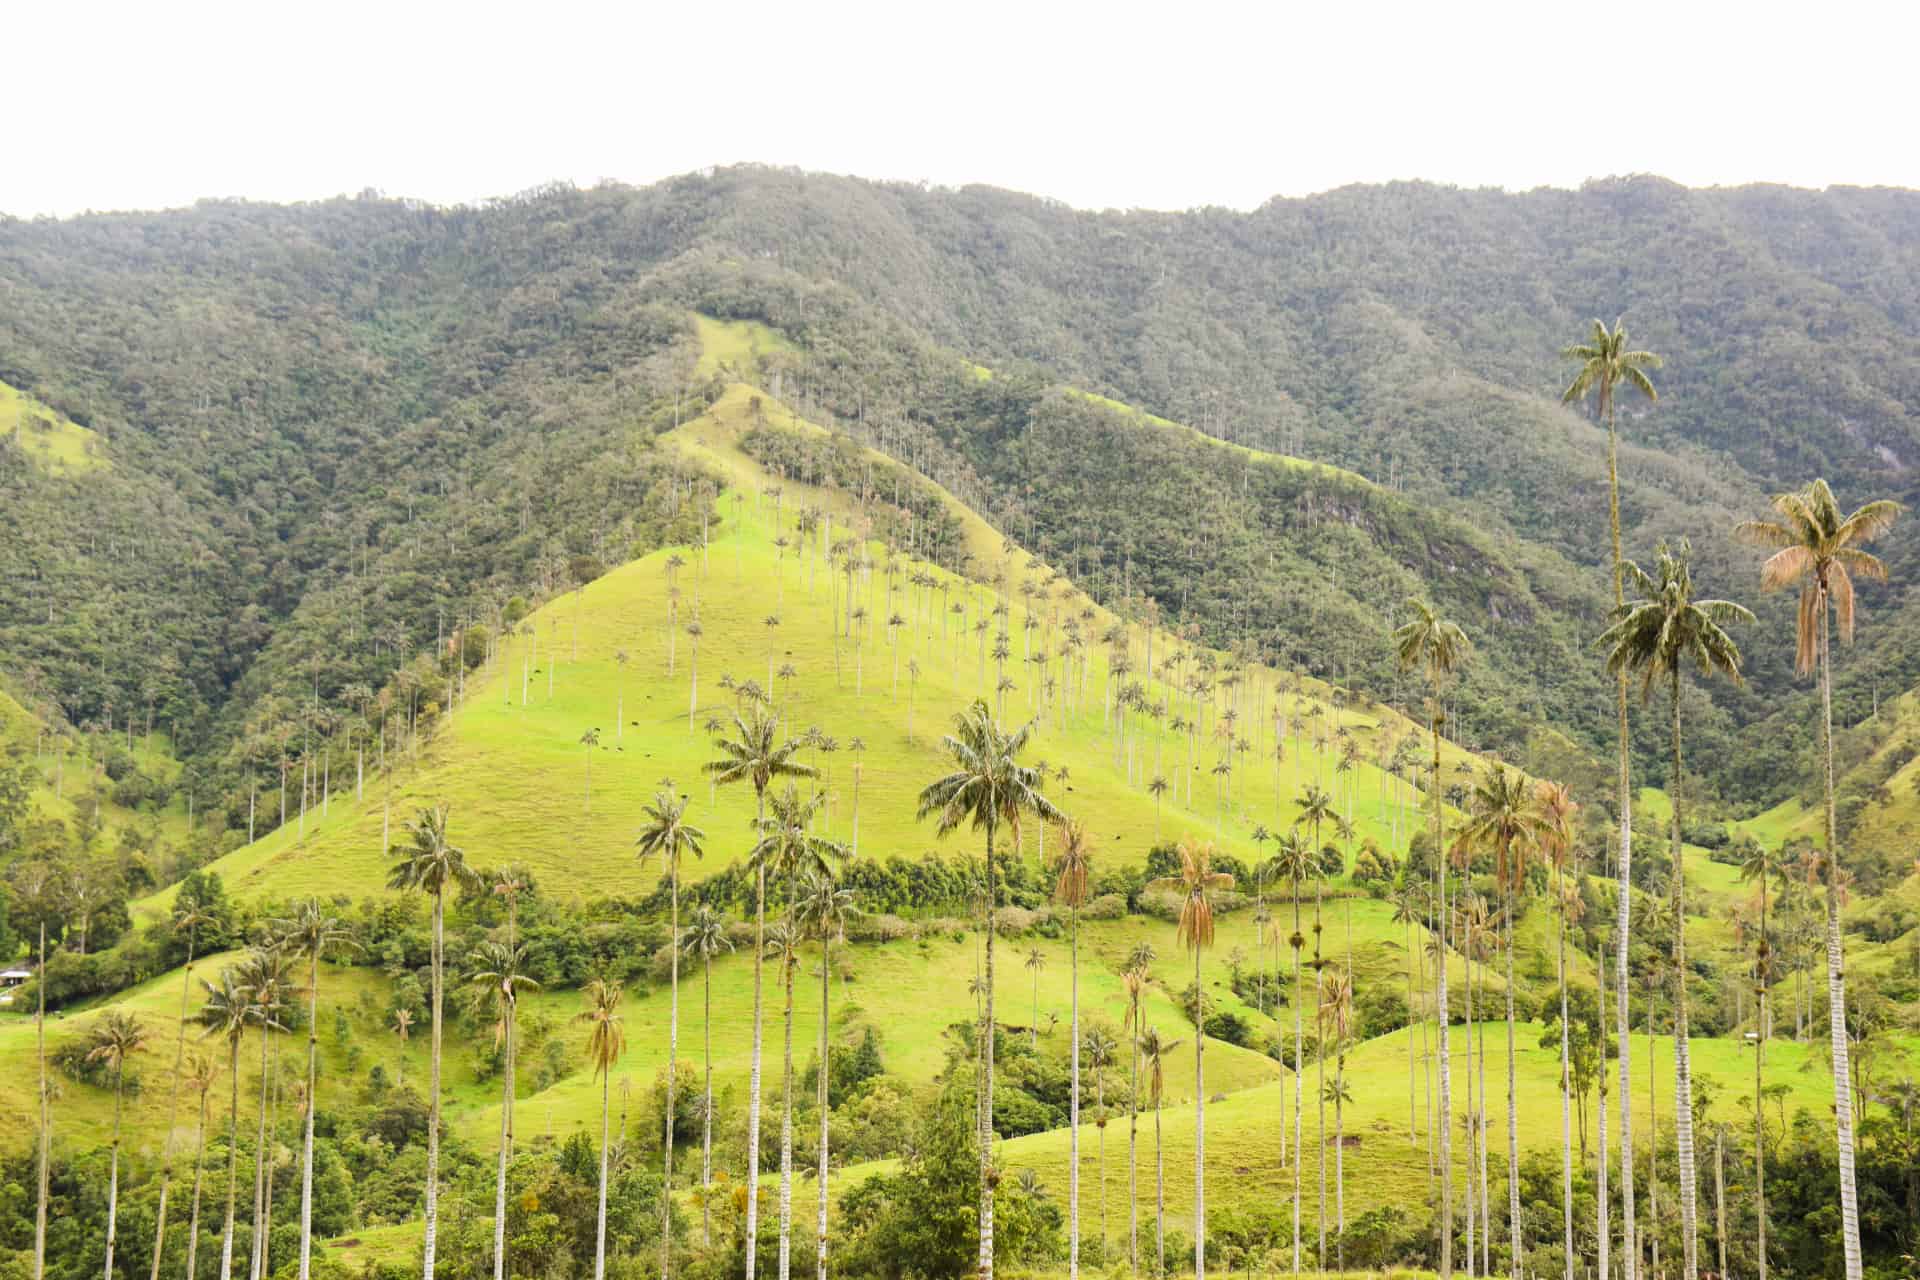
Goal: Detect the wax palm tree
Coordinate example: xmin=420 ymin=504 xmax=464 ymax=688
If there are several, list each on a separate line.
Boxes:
xmin=795 ymin=871 xmax=857 ymax=1280
xmin=637 ymin=788 xmax=707 ymax=1280
xmin=386 ymin=804 xmax=481 ymax=1280
xmin=182 ymin=1051 xmax=221 ymax=1280
xmin=576 ymin=979 xmax=626 ymax=1280
xmin=468 ymin=941 xmax=537 ymax=1280
xmin=1292 ymin=783 xmax=1338 ymax=1271
xmin=705 ymin=710 xmax=817 ymax=1280
xmin=1147 ymin=838 xmax=1233 ymax=1280
xmin=1563 ymin=318 xmax=1661 ymax=1280
xmin=1024 ymin=947 xmax=1048 ymax=1052
xmin=1456 ymin=765 xmax=1543 ymax=1280
xmin=750 ymin=787 xmax=846 ymax=1280
xmin=1535 ymin=780 xmax=1581 ymax=1280
xmin=86 ymin=1010 xmax=150 ymax=1280
xmin=146 ymin=903 xmax=215 ymax=1280
xmin=1317 ymin=969 xmax=1354 ymax=1273
xmin=271 ymin=900 xmax=357 ymax=1280
xmin=1054 ymin=817 xmax=1094 ymax=1279
xmin=916 ymin=698 xmax=1062 ymax=1280
xmin=196 ymin=970 xmax=255 ymax=1280
xmin=1393 ymin=598 xmax=1468 ymax=1280
xmin=1735 ymin=480 xmax=1899 ymax=1280
xmin=1266 ymin=829 xmax=1316 ymax=1278
xmin=681 ymin=905 xmax=734 ymax=1247
xmin=1138 ymin=1025 xmax=1181 ymax=1278
xmin=237 ymin=944 xmax=296 ymax=1280
xmin=1601 ymin=541 xmax=1752 ymax=1280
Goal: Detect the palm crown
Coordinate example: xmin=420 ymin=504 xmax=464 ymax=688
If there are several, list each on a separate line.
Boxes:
xmin=1599 ymin=541 xmax=1754 ymax=699
xmin=1734 ymin=479 xmax=1901 ymax=675
xmin=387 ymin=805 xmax=482 ymax=899
xmin=1560 ymin=316 xmax=1662 ymax=416
xmin=916 ymin=698 xmax=1062 ymax=845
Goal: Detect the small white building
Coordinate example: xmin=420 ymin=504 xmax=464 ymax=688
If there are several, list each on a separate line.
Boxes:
xmin=0 ymin=968 xmax=33 ymax=1006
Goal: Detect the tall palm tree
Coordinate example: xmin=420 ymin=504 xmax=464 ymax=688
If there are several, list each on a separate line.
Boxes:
xmin=237 ymin=945 xmax=296 ymax=1280
xmin=386 ymin=804 xmax=481 ymax=1280
xmin=1735 ymin=479 xmax=1900 ymax=1280
xmin=917 ymin=698 xmax=1062 ymax=1280
xmin=636 ymin=788 xmax=707 ymax=1280
xmin=762 ymin=920 xmax=803 ymax=1280
xmin=1266 ymin=829 xmax=1315 ymax=1279
xmin=196 ymin=969 xmax=255 ymax=1280
xmin=1736 ymin=839 xmax=1773 ymax=1280
xmin=1054 ymin=818 xmax=1094 ymax=1280
xmin=795 ymin=871 xmax=857 ymax=1280
xmin=1563 ymin=318 xmax=1661 ymax=1279
xmin=1455 ymin=765 xmax=1543 ymax=1280
xmin=1024 ymin=948 xmax=1048 ymax=1052
xmin=706 ymin=710 xmax=817 ymax=1280
xmin=183 ymin=1051 xmax=222 ymax=1280
xmin=576 ymin=979 xmax=626 ymax=1280
xmin=149 ymin=904 xmax=215 ymax=1280
xmin=1292 ymin=784 xmax=1337 ymax=1272
xmin=468 ymin=941 xmax=538 ymax=1280
xmin=1318 ymin=969 xmax=1355 ymax=1272
xmin=1393 ymin=598 xmax=1469 ymax=1280
xmin=1147 ymin=838 xmax=1234 ymax=1280
xmin=1601 ymin=541 xmax=1752 ymax=1280
xmin=1138 ymin=1026 xmax=1181 ymax=1280
xmin=681 ymin=905 xmax=733 ymax=1248
xmin=1535 ymin=780 xmax=1581 ymax=1280
xmin=273 ymin=900 xmax=356 ymax=1280
xmin=86 ymin=1010 xmax=150 ymax=1280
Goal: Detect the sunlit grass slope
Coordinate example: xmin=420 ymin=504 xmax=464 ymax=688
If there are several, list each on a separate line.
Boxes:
xmin=1 ymin=378 xmax=107 ymax=473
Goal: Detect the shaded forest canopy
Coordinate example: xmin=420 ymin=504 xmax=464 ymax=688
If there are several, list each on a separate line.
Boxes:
xmin=4 ymin=167 xmax=1919 ymax=836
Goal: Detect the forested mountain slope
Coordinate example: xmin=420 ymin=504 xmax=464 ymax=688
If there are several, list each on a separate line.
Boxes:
xmin=4 ymin=169 xmax=1918 ymax=859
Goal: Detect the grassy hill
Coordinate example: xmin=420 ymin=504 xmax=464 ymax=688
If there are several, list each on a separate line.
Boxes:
xmin=10 ymin=352 xmax=1915 ymax=1273
xmin=1 ymin=379 xmax=106 ymax=474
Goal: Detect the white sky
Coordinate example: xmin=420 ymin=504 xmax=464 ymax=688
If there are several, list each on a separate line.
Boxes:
xmin=5 ymin=0 xmax=1916 ymax=218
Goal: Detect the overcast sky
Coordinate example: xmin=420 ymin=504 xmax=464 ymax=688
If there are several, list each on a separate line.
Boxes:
xmin=6 ymin=0 xmax=1915 ymax=218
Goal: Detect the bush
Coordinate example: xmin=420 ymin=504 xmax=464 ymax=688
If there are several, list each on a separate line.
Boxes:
xmin=1082 ymin=892 xmax=1127 ymax=920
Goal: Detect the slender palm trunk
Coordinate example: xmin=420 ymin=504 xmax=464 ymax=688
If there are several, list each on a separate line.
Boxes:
xmin=220 ymin=1039 xmax=241 ymax=1280
xmin=188 ymin=1083 xmax=213 ymax=1280
xmin=1128 ymin=1001 xmax=1140 ymax=1277
xmin=250 ymin=1024 xmax=270 ymax=1280
xmin=1817 ymin=598 xmax=1864 ymax=1280
xmin=1597 ymin=932 xmax=1611 ymax=1280
xmin=1070 ymin=913 xmax=1082 ymax=1280
xmin=104 ymin=1063 xmax=126 ymax=1280
xmin=299 ymin=951 xmax=323 ymax=1280
xmin=703 ymin=952 xmax=715 ymax=1248
xmin=33 ymin=924 xmax=49 ymax=1280
xmin=424 ymin=890 xmax=446 ymax=1280
xmin=1291 ymin=886 xmax=1304 ymax=1279
xmin=153 ymin=936 xmax=201 ymax=1280
xmin=779 ymin=940 xmax=795 ymax=1280
xmin=1668 ymin=669 xmax=1701 ymax=1280
xmin=748 ymin=796 xmax=768 ymax=1280
xmin=1755 ymin=882 xmax=1769 ymax=1280
xmin=1431 ymin=710 xmax=1455 ymax=1280
xmin=1607 ymin=394 xmax=1639 ymax=1280
xmin=979 ymin=816 xmax=999 ymax=1280
xmin=593 ymin=1071 xmax=610 ymax=1280
xmin=1557 ymin=864 xmax=1574 ymax=1280
xmin=1154 ymin=1097 xmax=1165 ymax=1278
xmin=1193 ymin=944 xmax=1205 ymax=1280
xmin=664 ymin=875 xmax=680 ymax=1280
xmin=492 ymin=993 xmax=514 ymax=1280
xmin=816 ymin=939 xmax=832 ymax=1280
xmin=1504 ymin=892 xmax=1521 ymax=1280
